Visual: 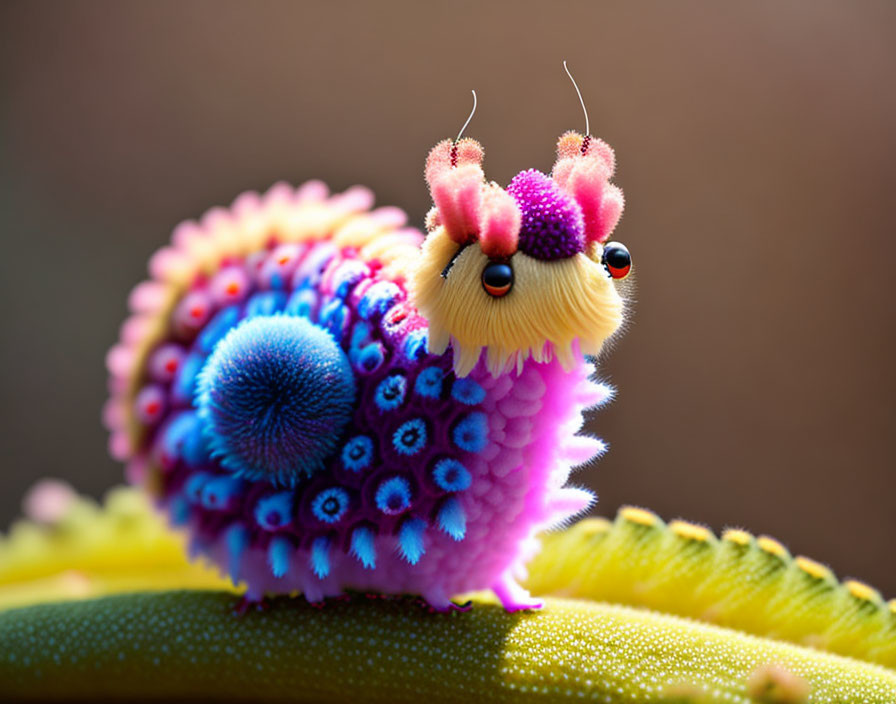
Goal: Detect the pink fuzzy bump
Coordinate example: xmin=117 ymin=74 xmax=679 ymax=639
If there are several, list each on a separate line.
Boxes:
xmin=369 ymin=206 xmax=408 ymax=229
xmin=424 ymin=138 xmax=484 ymax=186
xmin=454 ymin=138 xmax=484 ymax=167
xmin=570 ymin=160 xmax=623 ymax=243
xmin=23 ymin=480 xmax=77 ymax=524
xmin=425 ymin=141 xmax=453 ymax=186
xmin=105 ymin=344 xmax=136 ymax=379
xmin=552 ymin=137 xmax=624 ymax=244
xmin=127 ymin=281 xmax=168 ymax=314
xmin=554 ymin=131 xmax=616 ymax=176
xmin=294 ymin=179 xmax=329 ymax=203
xmin=330 ymin=185 xmax=375 ymax=213
xmin=478 ymin=187 xmax=521 ymax=259
xmin=430 ymin=164 xmax=484 ymax=245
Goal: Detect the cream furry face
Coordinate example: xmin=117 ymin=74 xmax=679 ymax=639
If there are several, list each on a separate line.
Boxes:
xmin=411 ymin=226 xmax=626 ymax=377
xmin=412 ymin=132 xmax=630 ymax=377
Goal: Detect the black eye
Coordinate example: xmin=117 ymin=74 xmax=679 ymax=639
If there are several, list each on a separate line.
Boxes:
xmin=602 ymin=242 xmax=632 ymax=279
xmin=482 ymin=261 xmax=513 ymax=297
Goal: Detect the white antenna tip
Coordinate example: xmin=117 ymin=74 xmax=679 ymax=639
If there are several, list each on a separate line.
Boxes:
xmin=455 ymin=89 xmax=478 ymax=143
xmin=563 ymin=60 xmax=590 ymax=137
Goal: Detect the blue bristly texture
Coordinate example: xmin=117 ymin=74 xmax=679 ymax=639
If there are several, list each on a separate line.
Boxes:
xmin=311 ymin=536 xmax=331 ymax=579
xmin=196 ymin=316 xmax=356 ymax=486
xmin=350 ymin=525 xmax=376 ymax=569
xmin=268 ymin=536 xmax=292 ymax=578
xmin=226 ymin=523 xmax=249 ymax=583
xmin=437 ymin=497 xmax=467 ymax=541
xmin=398 ymin=518 xmax=427 ymax=564
xmin=451 ymin=412 xmax=490 ymax=453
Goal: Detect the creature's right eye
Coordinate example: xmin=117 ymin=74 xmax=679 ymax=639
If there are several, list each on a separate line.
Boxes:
xmin=482 ymin=261 xmax=514 ymax=297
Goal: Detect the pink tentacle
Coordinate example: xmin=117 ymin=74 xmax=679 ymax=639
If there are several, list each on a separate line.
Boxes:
xmin=479 ymin=186 xmax=521 ymax=258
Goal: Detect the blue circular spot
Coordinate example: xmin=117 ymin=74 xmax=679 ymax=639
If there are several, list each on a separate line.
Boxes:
xmin=356 ymin=343 xmax=385 ymax=374
xmin=358 ymin=282 xmax=402 ymax=320
xmin=196 ymin=316 xmax=356 ymax=486
xmin=285 ymin=288 xmax=318 ymax=318
xmin=311 ymin=487 xmax=350 ymax=524
xmin=414 ymin=367 xmax=443 ymax=399
xmin=320 ymin=299 xmax=349 ymax=341
xmin=403 ymin=329 xmax=428 ymax=361
xmin=254 ymin=491 xmax=293 ymax=530
xmin=168 ymin=495 xmax=190 ymax=526
xmin=452 ymin=412 xmax=489 ymax=453
xmin=375 ymin=477 xmax=412 ymax=515
xmin=200 ymin=476 xmax=242 ymax=510
xmin=451 ymin=378 xmax=486 ymax=405
xmin=432 ymin=458 xmax=472 ymax=492
xmin=198 ymin=305 xmax=241 ymax=353
xmin=245 ymin=291 xmax=287 ymax=318
xmin=162 ymin=411 xmax=209 ymax=467
xmin=350 ymin=321 xmax=372 ymax=350
xmin=331 ymin=260 xmax=369 ymax=299
xmin=292 ymin=244 xmax=334 ymax=289
xmin=374 ymin=373 xmax=407 ymax=411
xmin=393 ymin=418 xmax=428 ymax=456
xmin=171 ymin=352 xmax=206 ymax=406
xmin=184 ymin=473 xmax=211 ymax=504
xmin=342 ymin=435 xmax=374 ymax=472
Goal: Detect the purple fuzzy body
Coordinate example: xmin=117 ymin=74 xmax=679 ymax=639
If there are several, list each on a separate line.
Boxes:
xmin=109 ymin=187 xmax=611 ymax=610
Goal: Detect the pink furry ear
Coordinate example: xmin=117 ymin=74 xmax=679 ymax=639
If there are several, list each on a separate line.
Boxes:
xmin=426 ymin=139 xmax=486 ymax=245
xmin=430 ymin=164 xmax=485 ymax=245
xmin=552 ymin=131 xmax=623 ymax=244
xmin=554 ymin=131 xmax=615 ymax=174
xmin=478 ymin=186 xmax=521 ymax=258
xmin=425 ymin=138 xmax=484 ymax=185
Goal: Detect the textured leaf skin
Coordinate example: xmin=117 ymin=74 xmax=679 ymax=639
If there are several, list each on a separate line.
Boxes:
xmin=529 ymin=513 xmax=896 ymax=670
xmin=0 ymin=590 xmax=894 ymax=703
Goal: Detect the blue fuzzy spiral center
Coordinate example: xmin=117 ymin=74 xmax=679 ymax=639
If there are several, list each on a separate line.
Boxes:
xmin=196 ymin=315 xmax=355 ymax=485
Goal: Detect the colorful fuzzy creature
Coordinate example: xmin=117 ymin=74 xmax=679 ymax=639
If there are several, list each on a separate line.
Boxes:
xmin=104 ymin=119 xmax=632 ymax=611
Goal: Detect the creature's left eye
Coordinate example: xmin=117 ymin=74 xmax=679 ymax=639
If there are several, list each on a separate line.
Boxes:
xmin=482 ymin=261 xmax=514 ymax=298
xmin=602 ymin=242 xmax=632 ymax=279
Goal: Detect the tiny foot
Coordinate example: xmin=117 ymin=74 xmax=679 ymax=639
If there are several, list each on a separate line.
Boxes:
xmin=418 ymin=596 xmax=474 ymax=614
xmin=447 ymin=599 xmax=473 ymax=613
xmin=500 ymin=598 xmax=543 ymax=613
xmin=492 ymin=574 xmax=544 ymax=613
xmin=233 ymin=595 xmax=268 ymax=616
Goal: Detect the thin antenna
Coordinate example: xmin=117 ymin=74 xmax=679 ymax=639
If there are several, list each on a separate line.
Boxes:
xmin=563 ymin=60 xmax=589 ymax=136
xmin=455 ymin=90 xmax=477 ymax=143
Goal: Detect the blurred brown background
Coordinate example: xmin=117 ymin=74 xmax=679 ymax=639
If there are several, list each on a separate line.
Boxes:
xmin=1 ymin=1 xmax=894 ymax=594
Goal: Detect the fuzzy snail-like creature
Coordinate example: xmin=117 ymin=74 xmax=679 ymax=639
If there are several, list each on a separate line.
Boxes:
xmin=104 ymin=117 xmax=633 ymax=611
